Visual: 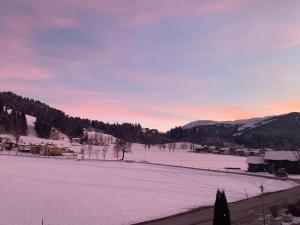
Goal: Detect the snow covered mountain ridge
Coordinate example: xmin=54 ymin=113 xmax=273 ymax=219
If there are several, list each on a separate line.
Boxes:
xmin=183 ymin=115 xmax=279 ymax=131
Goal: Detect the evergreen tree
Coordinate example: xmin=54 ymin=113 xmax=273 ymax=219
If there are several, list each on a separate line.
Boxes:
xmin=221 ymin=190 xmax=231 ymax=225
xmin=17 ymin=113 xmax=27 ymax=135
xmin=0 ymin=98 xmax=3 ymax=113
xmin=213 ymin=189 xmax=231 ymax=225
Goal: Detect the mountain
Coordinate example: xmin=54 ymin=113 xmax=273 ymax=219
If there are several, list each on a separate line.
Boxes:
xmin=179 ymin=113 xmax=300 ymax=149
xmin=183 ymin=116 xmax=277 ymax=131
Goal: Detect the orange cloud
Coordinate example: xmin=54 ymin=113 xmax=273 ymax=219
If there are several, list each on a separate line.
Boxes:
xmin=268 ymin=101 xmax=300 ymax=114
xmin=163 ymin=105 xmax=257 ymax=122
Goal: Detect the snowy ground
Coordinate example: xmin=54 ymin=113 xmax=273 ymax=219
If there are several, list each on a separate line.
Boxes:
xmin=0 ymin=156 xmax=296 ymax=225
xmin=78 ymin=143 xmax=248 ymax=171
xmin=1 ymin=125 xmax=248 ymax=171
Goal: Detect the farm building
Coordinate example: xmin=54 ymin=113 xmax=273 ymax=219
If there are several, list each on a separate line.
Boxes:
xmin=246 ymin=156 xmax=267 ymax=172
xmin=264 ymin=151 xmax=300 ymax=174
xmin=247 ymin=151 xmax=300 ymax=174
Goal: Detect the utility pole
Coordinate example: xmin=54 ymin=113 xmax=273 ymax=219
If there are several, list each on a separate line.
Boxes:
xmin=260 ymin=185 xmax=265 ymax=225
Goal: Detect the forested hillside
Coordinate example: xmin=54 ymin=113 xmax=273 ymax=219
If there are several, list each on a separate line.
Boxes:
xmin=0 ymin=99 xmax=27 ymax=139
xmin=168 ymin=113 xmax=300 ymax=149
xmin=0 ymin=92 xmax=167 ymax=144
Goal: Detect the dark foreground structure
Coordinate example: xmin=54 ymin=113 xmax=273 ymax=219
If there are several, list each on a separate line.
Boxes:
xmin=247 ymin=151 xmax=300 ymax=174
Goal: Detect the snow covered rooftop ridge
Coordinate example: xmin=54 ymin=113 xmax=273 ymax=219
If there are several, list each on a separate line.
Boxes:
xmin=264 ymin=151 xmax=300 ymax=162
xmin=183 ymin=115 xmax=278 ymax=131
xmin=246 ymin=156 xmax=265 ymax=164
xmin=18 ymin=136 xmax=71 ymax=147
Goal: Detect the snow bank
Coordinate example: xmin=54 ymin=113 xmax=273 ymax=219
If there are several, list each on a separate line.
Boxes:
xmin=0 ymin=157 xmax=296 ymax=225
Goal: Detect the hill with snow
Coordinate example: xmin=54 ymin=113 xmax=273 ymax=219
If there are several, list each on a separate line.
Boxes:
xmin=179 ymin=112 xmax=300 ymax=149
xmin=183 ymin=115 xmax=277 ymax=131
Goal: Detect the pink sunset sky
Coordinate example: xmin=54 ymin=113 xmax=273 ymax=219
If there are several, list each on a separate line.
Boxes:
xmin=1 ymin=0 xmax=300 ymax=131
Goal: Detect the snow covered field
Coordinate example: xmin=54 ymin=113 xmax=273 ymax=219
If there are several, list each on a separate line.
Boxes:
xmin=77 ymin=143 xmax=248 ymax=171
xmin=0 ymin=156 xmax=296 ymax=225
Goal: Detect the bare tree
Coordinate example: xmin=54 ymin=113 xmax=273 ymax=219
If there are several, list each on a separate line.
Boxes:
xmin=190 ymin=143 xmax=195 ymax=151
xmin=102 ymin=147 xmax=108 ymax=160
xmin=162 ymin=144 xmax=166 ymax=151
xmin=80 ymin=145 xmax=86 ymax=159
xmin=93 ymin=133 xmax=98 ymax=145
xmin=168 ymin=143 xmax=172 ymax=152
xmin=114 ymin=139 xmax=132 ymax=160
xmin=95 ymin=148 xmax=100 ymax=160
xmin=172 ymin=143 xmax=176 ymax=152
xmin=158 ymin=144 xmax=162 ymax=151
xmin=294 ymin=150 xmax=300 ymax=172
xmin=180 ymin=142 xmax=187 ymax=150
xmin=99 ymin=134 xmax=104 ymax=145
xmin=87 ymin=145 xmax=93 ymax=160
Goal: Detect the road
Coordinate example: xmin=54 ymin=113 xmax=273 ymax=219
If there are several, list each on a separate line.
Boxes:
xmin=133 ymin=181 xmax=300 ymax=225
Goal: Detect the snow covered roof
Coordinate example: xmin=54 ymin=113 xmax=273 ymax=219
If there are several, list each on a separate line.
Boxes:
xmin=246 ymin=156 xmax=265 ymax=164
xmin=264 ymin=151 xmax=300 ymax=162
xmin=19 ymin=136 xmax=70 ymax=148
xmin=0 ymin=134 xmax=16 ymax=142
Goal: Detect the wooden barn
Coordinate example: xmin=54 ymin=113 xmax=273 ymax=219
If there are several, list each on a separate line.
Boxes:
xmin=246 ymin=156 xmax=267 ymax=172
xmin=264 ymin=151 xmax=300 ymax=174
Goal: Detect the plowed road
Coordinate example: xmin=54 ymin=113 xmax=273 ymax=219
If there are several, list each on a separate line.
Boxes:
xmin=133 ymin=182 xmax=300 ymax=225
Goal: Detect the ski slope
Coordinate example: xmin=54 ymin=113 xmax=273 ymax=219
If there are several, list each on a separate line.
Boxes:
xmin=0 ymin=156 xmax=295 ymax=225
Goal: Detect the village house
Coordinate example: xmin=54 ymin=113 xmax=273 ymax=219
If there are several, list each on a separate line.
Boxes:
xmin=194 ymin=145 xmax=210 ymax=153
xmin=0 ymin=137 xmax=15 ymax=150
xmin=219 ymin=147 xmax=231 ymax=155
xmin=17 ymin=143 xmax=41 ymax=154
xmin=39 ymin=144 xmax=70 ymax=156
xmin=235 ymin=149 xmax=246 ymax=156
xmin=71 ymin=138 xmax=81 ymax=144
xmin=246 ymin=156 xmax=267 ymax=172
xmin=247 ymin=151 xmax=300 ymax=174
xmin=264 ymin=151 xmax=300 ymax=174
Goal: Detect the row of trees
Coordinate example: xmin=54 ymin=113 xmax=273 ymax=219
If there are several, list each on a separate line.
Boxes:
xmin=83 ymin=145 xmax=109 ymax=160
xmin=82 ymin=138 xmax=132 ymax=161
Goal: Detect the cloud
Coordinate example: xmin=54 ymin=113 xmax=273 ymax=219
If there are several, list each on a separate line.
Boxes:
xmin=127 ymin=0 xmax=237 ymax=26
xmin=207 ymin=24 xmax=300 ymax=54
xmin=0 ymin=65 xmax=53 ymax=80
xmin=1 ymin=0 xmax=300 ymax=131
xmin=267 ymin=100 xmax=300 ymax=115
